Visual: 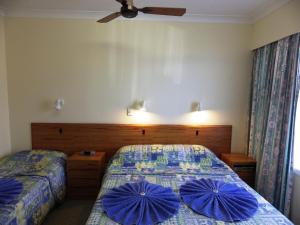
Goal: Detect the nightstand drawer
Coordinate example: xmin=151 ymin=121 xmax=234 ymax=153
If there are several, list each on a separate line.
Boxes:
xmin=233 ymin=165 xmax=256 ymax=172
xmin=67 ymin=161 xmax=100 ymax=170
xmin=68 ymin=187 xmax=99 ymax=199
xmin=236 ymin=170 xmax=255 ymax=178
xmin=68 ymin=177 xmax=100 ymax=187
xmin=236 ymin=172 xmax=255 ymax=186
xmin=67 ymin=170 xmax=101 ymax=179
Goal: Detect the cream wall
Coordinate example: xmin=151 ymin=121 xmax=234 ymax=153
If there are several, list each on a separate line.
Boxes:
xmin=5 ymin=18 xmax=252 ymax=152
xmin=0 ymin=16 xmax=11 ymax=157
xmin=252 ymin=0 xmax=300 ymax=49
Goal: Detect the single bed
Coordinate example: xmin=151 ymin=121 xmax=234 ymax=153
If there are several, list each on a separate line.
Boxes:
xmin=86 ymin=144 xmax=293 ymax=225
xmin=0 ymin=150 xmax=66 ymax=225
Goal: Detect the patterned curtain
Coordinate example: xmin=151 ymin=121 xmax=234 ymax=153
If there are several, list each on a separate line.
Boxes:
xmin=249 ymin=33 xmax=300 ymax=216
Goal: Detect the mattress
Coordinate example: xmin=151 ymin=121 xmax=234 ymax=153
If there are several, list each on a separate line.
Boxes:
xmin=86 ymin=144 xmax=293 ymax=225
xmin=0 ymin=150 xmax=66 ymax=225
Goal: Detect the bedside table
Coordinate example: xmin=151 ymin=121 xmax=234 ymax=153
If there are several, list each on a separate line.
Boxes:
xmin=221 ymin=153 xmax=256 ymax=188
xmin=67 ymin=152 xmax=106 ymax=199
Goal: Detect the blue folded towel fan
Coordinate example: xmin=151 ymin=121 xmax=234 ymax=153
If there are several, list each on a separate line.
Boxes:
xmin=0 ymin=178 xmax=23 ymax=205
xmin=102 ymin=180 xmax=180 ymax=225
xmin=180 ymin=178 xmax=258 ymax=222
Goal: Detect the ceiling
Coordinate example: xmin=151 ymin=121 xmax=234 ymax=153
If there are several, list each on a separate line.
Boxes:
xmin=0 ymin=0 xmax=290 ymax=23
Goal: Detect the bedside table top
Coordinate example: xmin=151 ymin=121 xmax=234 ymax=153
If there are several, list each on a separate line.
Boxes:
xmin=221 ymin=153 xmax=256 ymax=165
xmin=68 ymin=152 xmax=106 ymax=161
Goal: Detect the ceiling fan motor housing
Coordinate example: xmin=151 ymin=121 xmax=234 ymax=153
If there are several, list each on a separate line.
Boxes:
xmin=121 ymin=6 xmax=138 ymax=18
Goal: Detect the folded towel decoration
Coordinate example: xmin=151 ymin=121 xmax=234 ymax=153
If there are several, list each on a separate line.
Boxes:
xmin=0 ymin=178 xmax=23 ymax=204
xmin=102 ymin=180 xmax=180 ymax=225
xmin=180 ymin=178 xmax=258 ymax=222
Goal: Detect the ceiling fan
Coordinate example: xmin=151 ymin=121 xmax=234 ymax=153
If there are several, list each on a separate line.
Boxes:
xmin=97 ymin=0 xmax=186 ymax=23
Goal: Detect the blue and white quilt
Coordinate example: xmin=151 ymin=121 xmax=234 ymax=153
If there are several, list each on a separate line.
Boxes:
xmin=0 ymin=150 xmax=66 ymax=225
xmin=86 ymin=145 xmax=293 ymax=225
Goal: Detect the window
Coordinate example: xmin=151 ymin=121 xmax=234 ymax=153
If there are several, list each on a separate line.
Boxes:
xmin=294 ymin=93 xmax=300 ymax=173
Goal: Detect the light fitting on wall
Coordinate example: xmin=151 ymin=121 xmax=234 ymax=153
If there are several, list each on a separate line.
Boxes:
xmin=127 ymin=100 xmax=147 ymax=116
xmin=191 ymin=102 xmax=201 ymax=112
xmin=55 ymin=99 xmax=64 ymax=111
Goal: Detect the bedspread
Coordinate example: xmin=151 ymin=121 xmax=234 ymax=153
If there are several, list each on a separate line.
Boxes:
xmin=0 ymin=150 xmax=66 ymax=225
xmin=86 ymin=145 xmax=293 ymax=225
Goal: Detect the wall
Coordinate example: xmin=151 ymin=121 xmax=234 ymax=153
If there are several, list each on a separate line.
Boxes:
xmin=252 ymin=0 xmax=300 ymax=49
xmin=0 ymin=15 xmax=11 ymax=157
xmin=4 ymin=18 xmax=252 ymax=152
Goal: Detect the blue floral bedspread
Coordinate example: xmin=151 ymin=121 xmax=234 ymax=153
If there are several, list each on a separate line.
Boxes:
xmin=0 ymin=150 xmax=66 ymax=225
xmin=86 ymin=145 xmax=293 ymax=225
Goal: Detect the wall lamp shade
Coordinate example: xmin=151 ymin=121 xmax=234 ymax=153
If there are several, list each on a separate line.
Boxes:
xmin=137 ymin=100 xmax=146 ymax=111
xmin=191 ymin=102 xmax=201 ymax=112
xmin=55 ymin=99 xmax=64 ymax=111
xmin=127 ymin=100 xmax=147 ymax=116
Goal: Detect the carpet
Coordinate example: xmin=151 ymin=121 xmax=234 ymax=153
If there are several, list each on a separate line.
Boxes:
xmin=42 ymin=200 xmax=94 ymax=225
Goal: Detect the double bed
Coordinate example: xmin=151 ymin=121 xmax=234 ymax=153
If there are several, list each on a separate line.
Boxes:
xmin=0 ymin=150 xmax=66 ymax=225
xmin=86 ymin=144 xmax=292 ymax=225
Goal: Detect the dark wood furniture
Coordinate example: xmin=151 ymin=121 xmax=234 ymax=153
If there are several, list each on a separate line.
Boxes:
xmin=31 ymin=123 xmax=232 ymax=161
xmin=67 ymin=152 xmax=106 ymax=199
xmin=221 ymin=153 xmax=256 ymax=187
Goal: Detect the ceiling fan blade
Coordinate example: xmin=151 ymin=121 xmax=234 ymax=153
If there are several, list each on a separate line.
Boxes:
xmin=115 ymin=0 xmax=125 ymax=4
xmin=97 ymin=12 xmax=121 ymax=23
xmin=139 ymin=7 xmax=186 ymax=16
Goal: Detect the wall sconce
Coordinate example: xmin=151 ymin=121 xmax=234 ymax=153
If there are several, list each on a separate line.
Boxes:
xmin=127 ymin=100 xmax=147 ymax=116
xmin=191 ymin=102 xmax=201 ymax=112
xmin=55 ymin=99 xmax=64 ymax=111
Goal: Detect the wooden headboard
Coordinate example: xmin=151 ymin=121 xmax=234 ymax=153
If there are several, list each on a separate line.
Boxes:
xmin=31 ymin=123 xmax=232 ymax=160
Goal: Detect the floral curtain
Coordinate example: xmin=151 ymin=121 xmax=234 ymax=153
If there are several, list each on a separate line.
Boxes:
xmin=249 ymin=33 xmax=300 ymax=216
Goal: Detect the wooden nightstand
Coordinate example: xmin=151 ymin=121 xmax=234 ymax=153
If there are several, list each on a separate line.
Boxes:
xmin=221 ymin=153 xmax=256 ymax=188
xmin=67 ymin=152 xmax=106 ymax=199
